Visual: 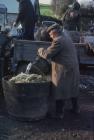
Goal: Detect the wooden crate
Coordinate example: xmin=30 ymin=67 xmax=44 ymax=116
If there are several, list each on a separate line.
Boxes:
xmin=13 ymin=40 xmax=51 ymax=62
xmin=13 ymin=40 xmax=94 ymax=66
xmin=75 ymin=43 xmax=94 ymax=65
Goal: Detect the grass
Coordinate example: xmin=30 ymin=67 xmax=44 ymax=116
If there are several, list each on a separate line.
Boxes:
xmin=39 ymin=4 xmax=54 ymax=16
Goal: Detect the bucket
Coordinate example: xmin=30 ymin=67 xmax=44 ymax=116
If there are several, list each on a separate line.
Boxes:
xmin=2 ymin=76 xmax=51 ymax=121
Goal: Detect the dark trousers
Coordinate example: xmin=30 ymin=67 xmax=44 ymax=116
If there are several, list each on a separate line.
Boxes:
xmin=71 ymin=97 xmax=79 ymax=111
xmin=23 ymin=24 xmax=35 ymax=40
xmin=56 ymin=100 xmax=65 ymax=114
xmin=56 ymin=97 xmax=79 ymax=114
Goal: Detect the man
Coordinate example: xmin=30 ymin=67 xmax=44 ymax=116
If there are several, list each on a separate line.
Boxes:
xmin=14 ymin=0 xmax=35 ymax=40
xmin=38 ymin=24 xmax=80 ymax=119
xmin=63 ymin=0 xmax=81 ymax=31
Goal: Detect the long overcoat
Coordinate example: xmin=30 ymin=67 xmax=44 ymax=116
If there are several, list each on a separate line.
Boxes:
xmin=63 ymin=8 xmax=80 ymax=31
xmin=16 ymin=0 xmax=35 ymax=39
xmin=39 ymin=31 xmax=80 ymax=99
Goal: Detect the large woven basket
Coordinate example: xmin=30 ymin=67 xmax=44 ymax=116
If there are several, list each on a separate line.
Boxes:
xmin=2 ymin=76 xmax=51 ymax=121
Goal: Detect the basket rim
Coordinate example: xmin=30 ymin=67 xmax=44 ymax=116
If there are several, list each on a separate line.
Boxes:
xmin=2 ymin=75 xmax=51 ymax=86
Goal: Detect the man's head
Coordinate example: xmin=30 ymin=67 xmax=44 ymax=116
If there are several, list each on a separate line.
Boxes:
xmin=16 ymin=0 xmax=20 ymax=2
xmin=47 ymin=24 xmax=61 ymax=39
xmin=72 ymin=1 xmax=80 ymax=10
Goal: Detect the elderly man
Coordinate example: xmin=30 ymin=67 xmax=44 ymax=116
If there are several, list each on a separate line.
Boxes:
xmin=38 ymin=24 xmax=80 ymax=119
xmin=14 ymin=0 xmax=35 ymax=40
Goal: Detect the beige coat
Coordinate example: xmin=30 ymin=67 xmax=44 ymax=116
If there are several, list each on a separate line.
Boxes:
xmin=38 ymin=31 xmax=80 ymax=99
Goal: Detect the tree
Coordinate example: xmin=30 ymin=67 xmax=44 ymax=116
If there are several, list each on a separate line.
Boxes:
xmin=51 ymin=0 xmax=74 ymax=17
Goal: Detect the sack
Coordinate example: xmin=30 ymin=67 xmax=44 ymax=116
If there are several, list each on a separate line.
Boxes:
xmin=26 ymin=57 xmax=51 ymax=75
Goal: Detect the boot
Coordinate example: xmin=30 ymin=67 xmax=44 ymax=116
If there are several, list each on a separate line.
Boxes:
xmin=71 ymin=97 xmax=80 ymax=114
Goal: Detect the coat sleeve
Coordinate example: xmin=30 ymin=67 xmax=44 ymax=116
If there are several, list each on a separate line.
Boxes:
xmin=62 ymin=9 xmax=70 ymax=23
xmin=16 ymin=2 xmax=26 ymax=25
xmin=39 ymin=40 xmax=62 ymax=59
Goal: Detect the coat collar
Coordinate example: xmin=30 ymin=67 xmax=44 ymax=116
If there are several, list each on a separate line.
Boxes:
xmin=53 ymin=35 xmax=62 ymax=41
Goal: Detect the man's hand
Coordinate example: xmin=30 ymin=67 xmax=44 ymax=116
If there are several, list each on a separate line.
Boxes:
xmin=38 ymin=48 xmax=44 ymax=56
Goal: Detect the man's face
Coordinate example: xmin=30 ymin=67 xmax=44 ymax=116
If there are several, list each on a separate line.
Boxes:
xmin=49 ymin=31 xmax=53 ymax=39
xmin=49 ymin=30 xmax=56 ymax=39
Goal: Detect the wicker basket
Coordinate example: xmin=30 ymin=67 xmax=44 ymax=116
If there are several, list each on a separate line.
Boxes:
xmin=2 ymin=76 xmax=51 ymax=121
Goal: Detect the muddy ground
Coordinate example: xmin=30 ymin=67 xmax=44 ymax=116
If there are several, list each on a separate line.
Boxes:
xmin=0 ymin=68 xmax=94 ymax=140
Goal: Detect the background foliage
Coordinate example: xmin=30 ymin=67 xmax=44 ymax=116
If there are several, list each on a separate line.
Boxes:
xmin=40 ymin=4 xmax=54 ymax=16
xmin=40 ymin=0 xmax=74 ymax=18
